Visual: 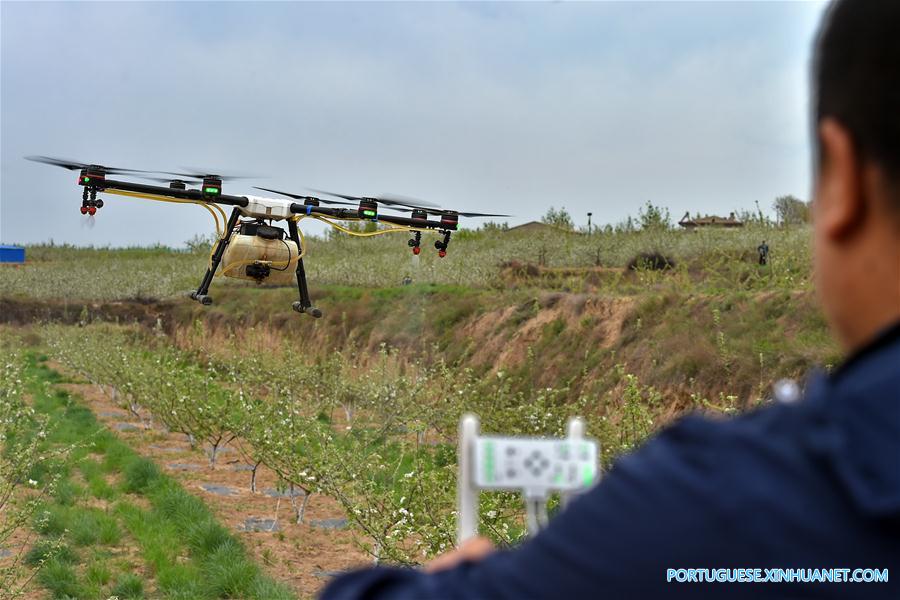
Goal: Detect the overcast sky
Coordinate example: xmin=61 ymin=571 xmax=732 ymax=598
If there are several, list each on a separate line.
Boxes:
xmin=1 ymin=0 xmax=827 ymax=247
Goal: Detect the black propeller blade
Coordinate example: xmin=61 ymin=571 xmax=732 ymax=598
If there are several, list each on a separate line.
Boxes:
xmin=309 ymin=188 xmax=440 ymax=210
xmin=158 ymin=167 xmax=260 ymax=181
xmin=137 ymin=175 xmax=202 ymax=185
xmin=310 ymin=188 xmax=509 ymax=218
xmin=252 ymin=186 xmax=357 ymax=206
xmin=24 ymin=155 xmax=155 ymax=175
xmin=393 ymin=207 xmax=512 ymax=218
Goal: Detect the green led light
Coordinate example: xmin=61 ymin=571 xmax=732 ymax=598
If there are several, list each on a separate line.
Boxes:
xmin=83 ymin=177 xmax=91 ymax=183
xmin=362 ymin=209 xmax=376 ymax=217
xmin=582 ymin=465 xmax=593 ymax=487
xmin=204 ymin=187 xmax=220 ymax=194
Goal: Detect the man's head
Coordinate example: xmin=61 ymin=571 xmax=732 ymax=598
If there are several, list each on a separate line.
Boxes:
xmin=812 ymin=0 xmax=900 ymax=353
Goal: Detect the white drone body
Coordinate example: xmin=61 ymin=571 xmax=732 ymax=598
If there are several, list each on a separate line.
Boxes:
xmin=239 ymin=195 xmax=295 ymax=220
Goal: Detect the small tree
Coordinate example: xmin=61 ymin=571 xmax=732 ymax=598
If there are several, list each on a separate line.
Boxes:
xmin=480 ymin=221 xmax=509 ymax=232
xmin=637 ymin=201 xmax=671 ymax=231
xmin=773 ymin=195 xmax=809 ymax=225
xmin=541 ymin=207 xmax=574 ymax=230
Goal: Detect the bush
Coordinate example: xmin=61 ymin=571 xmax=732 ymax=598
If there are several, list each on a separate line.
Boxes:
xmin=627 ymin=252 xmax=676 ymax=271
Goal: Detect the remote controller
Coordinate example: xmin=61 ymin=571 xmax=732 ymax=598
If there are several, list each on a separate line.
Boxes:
xmin=474 ymin=436 xmax=597 ymax=496
xmin=457 ymin=414 xmax=599 ymax=544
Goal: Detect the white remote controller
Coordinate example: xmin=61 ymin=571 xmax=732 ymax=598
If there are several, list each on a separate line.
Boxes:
xmin=457 ymin=414 xmax=599 ymax=544
xmin=474 ymin=436 xmax=598 ymax=495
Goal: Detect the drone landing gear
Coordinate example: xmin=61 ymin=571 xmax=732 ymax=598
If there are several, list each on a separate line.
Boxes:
xmin=288 ymin=220 xmax=322 ymax=318
xmin=191 ymin=208 xmax=242 ymax=306
xmin=190 ymin=210 xmax=320 ymax=317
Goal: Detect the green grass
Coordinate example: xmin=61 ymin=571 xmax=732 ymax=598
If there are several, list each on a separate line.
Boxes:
xmin=14 ymin=351 xmax=295 ymax=600
xmin=110 ymin=573 xmax=145 ymax=599
xmin=122 ymin=457 xmax=162 ymax=494
xmin=24 ymin=540 xmax=77 ymax=567
xmin=36 ymin=558 xmax=81 ymax=599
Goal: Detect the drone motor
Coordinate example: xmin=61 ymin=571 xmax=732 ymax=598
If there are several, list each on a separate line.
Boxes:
xmin=202 ymin=176 xmax=222 ymax=199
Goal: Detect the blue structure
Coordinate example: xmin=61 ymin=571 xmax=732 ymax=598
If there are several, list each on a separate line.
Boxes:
xmin=0 ymin=245 xmax=25 ymax=263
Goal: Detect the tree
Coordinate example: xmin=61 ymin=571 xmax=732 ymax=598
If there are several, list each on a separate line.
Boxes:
xmin=480 ymin=221 xmax=509 ymax=232
xmin=637 ymin=201 xmax=671 ymax=231
xmin=541 ymin=207 xmax=574 ymax=230
xmin=773 ymin=195 xmax=809 ymax=225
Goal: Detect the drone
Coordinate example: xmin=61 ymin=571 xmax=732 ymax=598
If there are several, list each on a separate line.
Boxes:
xmin=26 ymin=156 xmax=509 ymax=318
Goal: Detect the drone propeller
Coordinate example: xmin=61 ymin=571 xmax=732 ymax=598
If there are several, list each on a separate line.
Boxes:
xmin=137 ymin=175 xmax=202 ymax=185
xmin=309 ymin=188 xmax=440 ymax=210
xmin=252 ymin=186 xmax=356 ymax=206
xmin=25 ymin=155 xmax=155 ymax=175
xmin=158 ymin=167 xmax=259 ymax=181
xmin=392 ymin=206 xmax=511 ymax=218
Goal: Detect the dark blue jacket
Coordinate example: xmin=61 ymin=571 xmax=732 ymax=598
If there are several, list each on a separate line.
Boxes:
xmin=323 ymin=323 xmax=900 ymax=599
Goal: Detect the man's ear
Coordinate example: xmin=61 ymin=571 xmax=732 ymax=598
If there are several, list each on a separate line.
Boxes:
xmin=816 ymin=118 xmax=866 ymax=240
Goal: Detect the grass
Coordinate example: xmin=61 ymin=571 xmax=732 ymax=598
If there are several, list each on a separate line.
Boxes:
xmin=1 ymin=224 xmax=812 ymax=300
xmin=110 ymin=573 xmax=145 ymax=599
xmin=13 ymin=350 xmax=295 ymax=600
xmin=36 ymin=558 xmax=81 ymax=599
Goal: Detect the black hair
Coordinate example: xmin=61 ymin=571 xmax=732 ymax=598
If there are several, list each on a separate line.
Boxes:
xmin=814 ymin=0 xmax=900 ymax=200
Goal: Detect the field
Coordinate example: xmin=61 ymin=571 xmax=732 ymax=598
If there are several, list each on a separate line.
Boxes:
xmin=1 ymin=222 xmax=839 ymax=599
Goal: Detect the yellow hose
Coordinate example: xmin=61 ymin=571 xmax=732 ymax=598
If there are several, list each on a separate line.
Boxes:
xmin=102 ymin=189 xmax=225 ymax=237
xmin=313 ymin=215 xmax=428 ymax=237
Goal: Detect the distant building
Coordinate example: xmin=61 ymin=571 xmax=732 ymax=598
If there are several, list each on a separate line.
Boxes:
xmin=678 ymin=212 xmax=744 ymax=229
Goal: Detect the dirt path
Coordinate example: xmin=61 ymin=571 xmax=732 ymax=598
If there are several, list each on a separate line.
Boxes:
xmin=57 ymin=381 xmax=371 ymax=598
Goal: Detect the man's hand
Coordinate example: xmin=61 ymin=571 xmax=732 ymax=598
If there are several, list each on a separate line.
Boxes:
xmin=424 ymin=536 xmax=495 ymax=573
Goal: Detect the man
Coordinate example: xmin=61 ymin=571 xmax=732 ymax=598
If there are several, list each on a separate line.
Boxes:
xmin=323 ymin=1 xmax=900 ymax=597
xmin=758 ymin=240 xmax=769 ymax=266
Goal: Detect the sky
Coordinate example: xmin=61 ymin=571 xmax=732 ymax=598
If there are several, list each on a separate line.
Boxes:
xmin=1 ymin=0 xmax=828 ymax=247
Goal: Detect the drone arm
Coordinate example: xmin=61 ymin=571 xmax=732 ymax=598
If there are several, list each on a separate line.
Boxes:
xmin=98 ymin=178 xmax=250 ymax=208
xmin=288 ymin=203 xmax=455 ymax=231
